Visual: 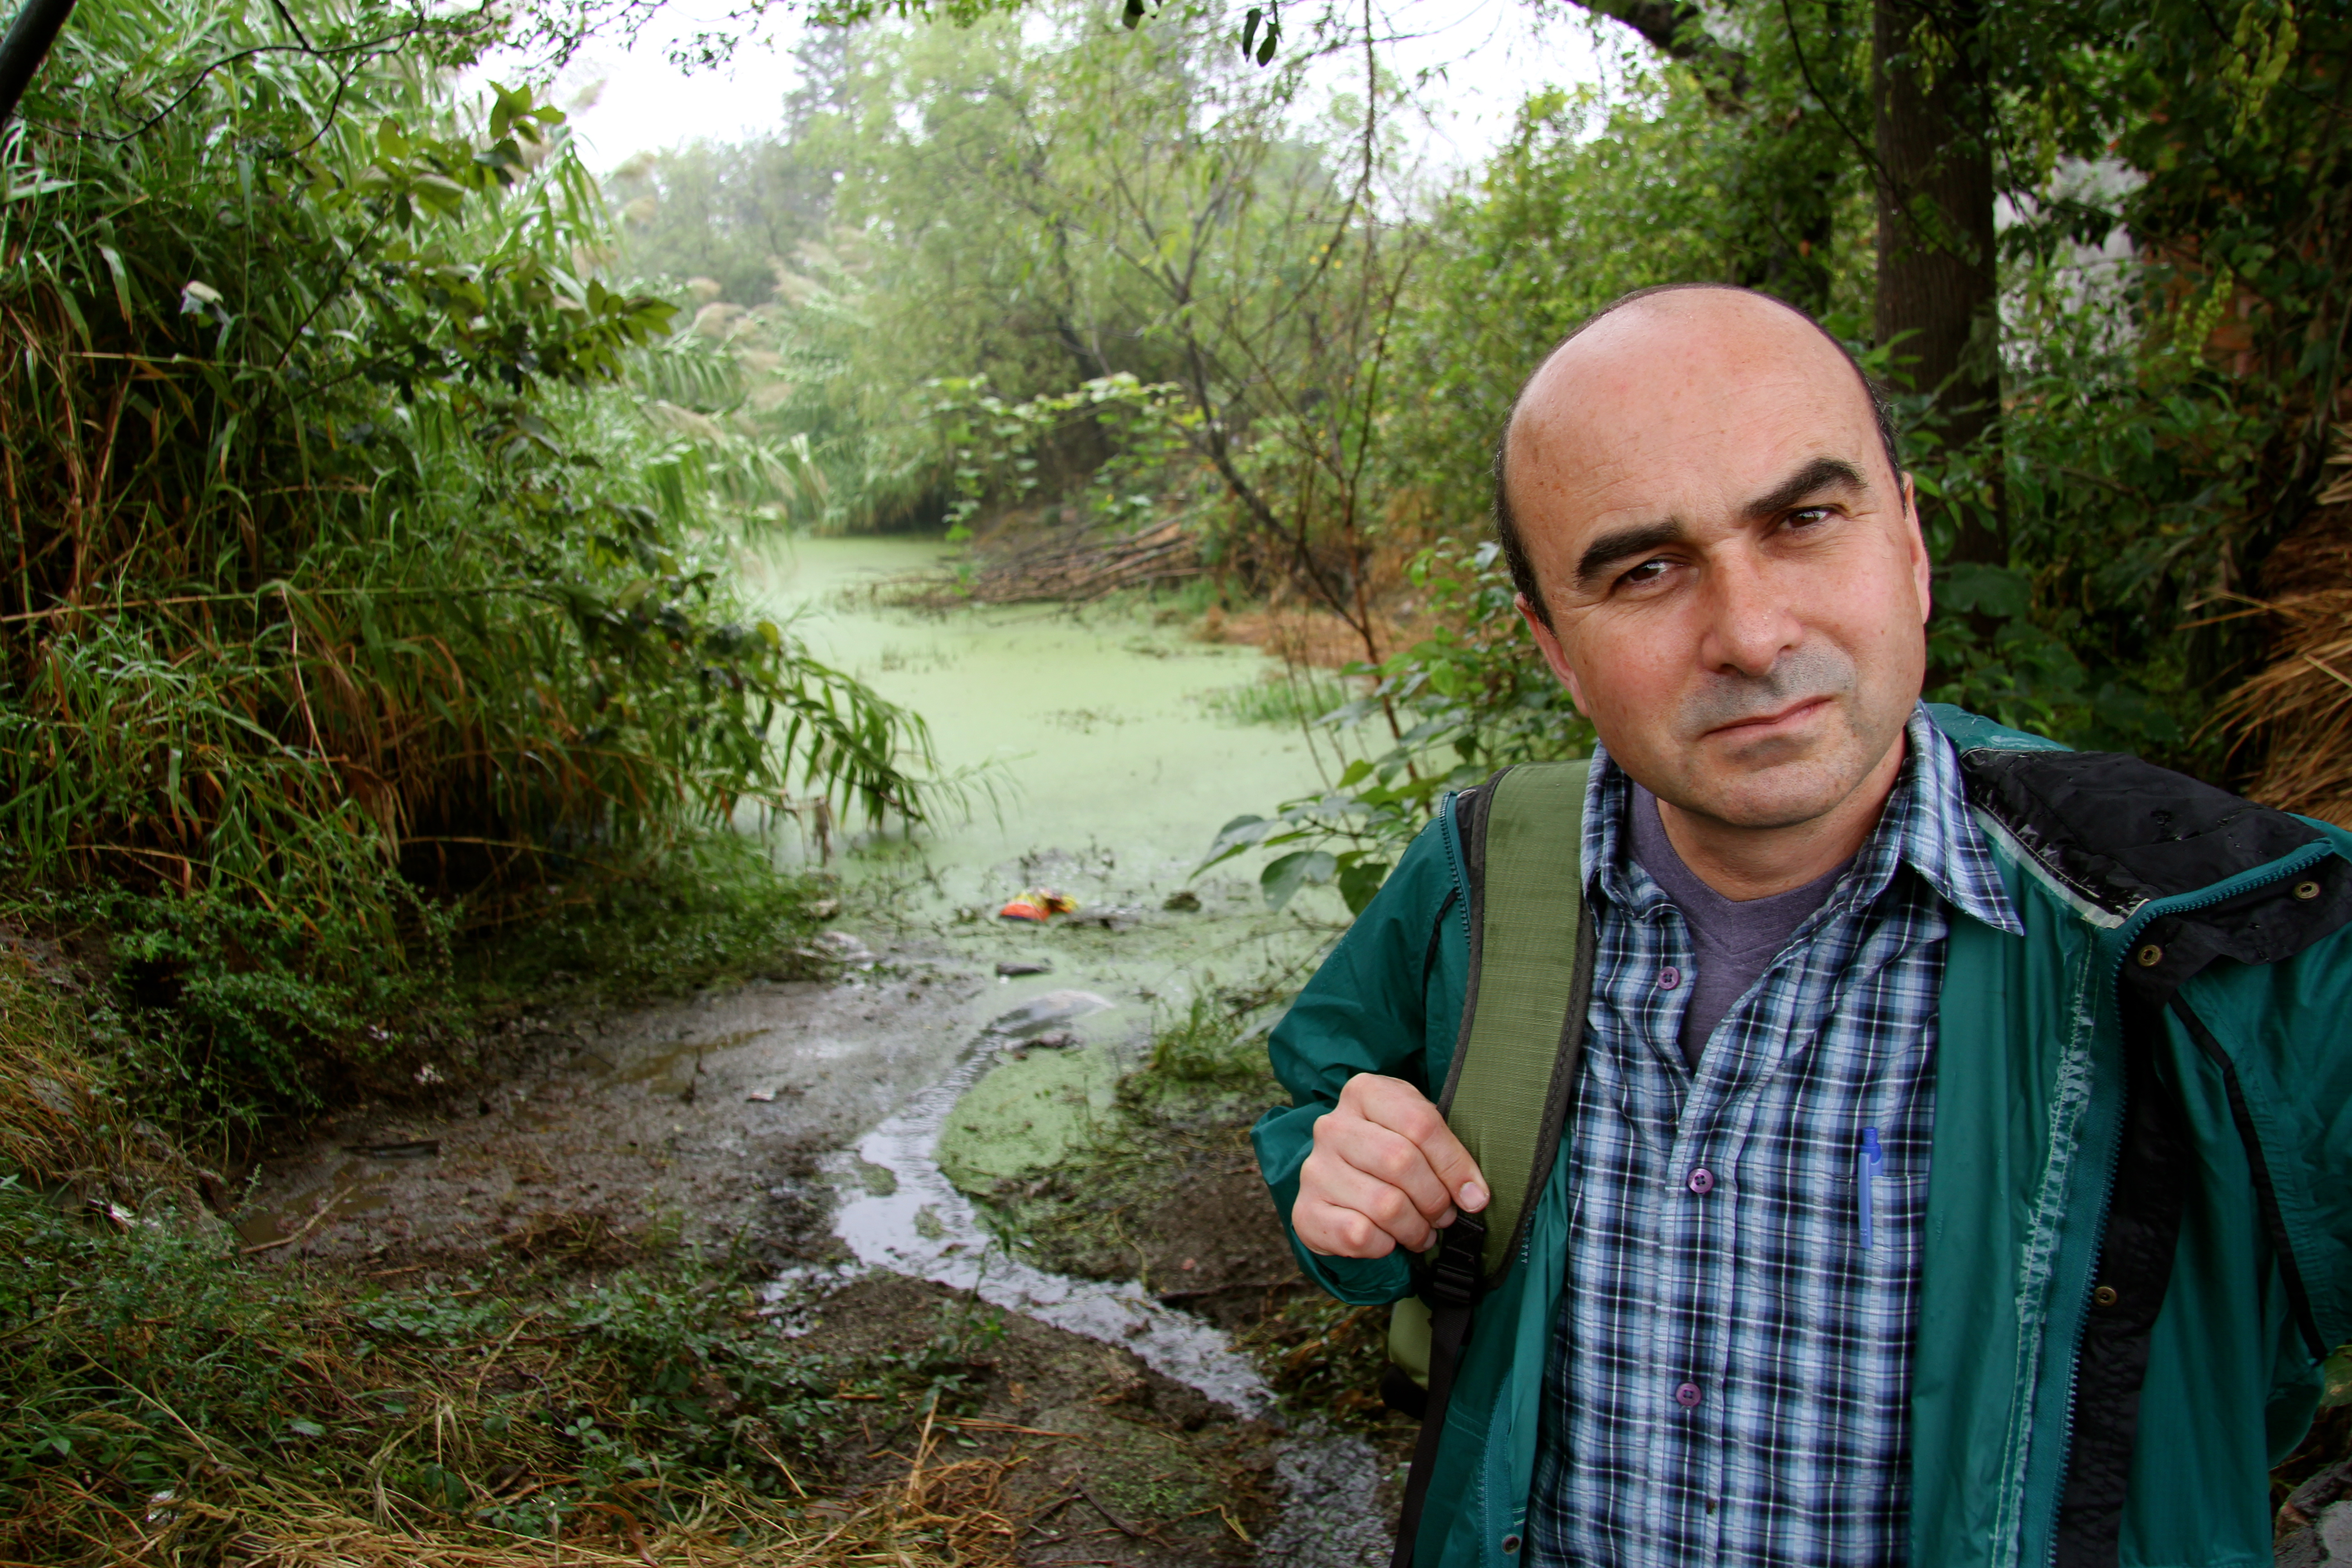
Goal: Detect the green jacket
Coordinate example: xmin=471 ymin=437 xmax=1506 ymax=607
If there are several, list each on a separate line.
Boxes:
xmin=1253 ymin=706 xmax=2352 ymax=1568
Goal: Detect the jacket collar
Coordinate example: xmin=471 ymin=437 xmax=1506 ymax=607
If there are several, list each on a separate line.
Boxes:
xmin=1581 ymin=704 xmax=2024 ymax=937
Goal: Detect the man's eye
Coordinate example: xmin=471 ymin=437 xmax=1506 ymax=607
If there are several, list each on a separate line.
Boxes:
xmin=1620 ymin=558 xmax=1670 ymax=588
xmin=1787 ymin=505 xmax=1835 ymax=529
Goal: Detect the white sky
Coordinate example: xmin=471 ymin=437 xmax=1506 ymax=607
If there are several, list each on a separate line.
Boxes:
xmin=524 ymin=0 xmax=1614 ymax=177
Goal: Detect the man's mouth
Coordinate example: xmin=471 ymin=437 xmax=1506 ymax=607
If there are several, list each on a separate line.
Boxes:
xmin=1704 ymin=694 xmax=1833 ymax=739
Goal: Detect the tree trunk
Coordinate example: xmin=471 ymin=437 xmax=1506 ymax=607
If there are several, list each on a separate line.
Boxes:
xmin=1873 ymin=0 xmax=2003 ymax=564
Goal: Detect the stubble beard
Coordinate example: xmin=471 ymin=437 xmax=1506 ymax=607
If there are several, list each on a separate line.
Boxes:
xmin=1658 ymin=643 xmax=1891 ymax=830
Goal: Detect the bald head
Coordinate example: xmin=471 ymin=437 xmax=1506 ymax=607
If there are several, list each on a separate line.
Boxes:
xmin=1495 ymin=285 xmax=1899 ymax=629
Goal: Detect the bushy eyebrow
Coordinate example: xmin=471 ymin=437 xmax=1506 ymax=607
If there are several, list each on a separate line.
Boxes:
xmin=1576 ymin=519 xmax=1685 ymax=589
xmin=1741 ymin=456 xmax=1868 ymax=522
xmin=1571 ymin=456 xmax=1870 ymax=591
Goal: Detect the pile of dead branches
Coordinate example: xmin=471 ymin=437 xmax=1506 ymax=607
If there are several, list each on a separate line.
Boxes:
xmin=887 ymin=520 xmax=1201 ymax=609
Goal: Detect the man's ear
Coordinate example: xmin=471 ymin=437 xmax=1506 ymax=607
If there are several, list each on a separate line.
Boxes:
xmin=1901 ymin=472 xmax=1932 ymax=623
xmin=1516 ymin=593 xmax=1588 ymax=714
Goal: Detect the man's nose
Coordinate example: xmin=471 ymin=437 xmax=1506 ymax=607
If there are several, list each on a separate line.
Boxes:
xmin=1695 ymin=550 xmax=1803 ymax=677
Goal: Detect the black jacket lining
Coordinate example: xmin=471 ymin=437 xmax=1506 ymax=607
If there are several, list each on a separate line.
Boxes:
xmin=1956 ymin=746 xmax=2327 ymax=914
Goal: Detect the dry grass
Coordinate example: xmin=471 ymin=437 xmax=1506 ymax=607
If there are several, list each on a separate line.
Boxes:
xmin=2216 ymin=428 xmax=2352 ymax=825
xmin=0 ymin=949 xmax=107 ymax=1186
xmin=0 ymin=1438 xmax=1025 ymax=1568
xmin=0 ymin=1240 xmax=1026 ymax=1568
xmin=2216 ymin=589 xmax=2352 ymax=826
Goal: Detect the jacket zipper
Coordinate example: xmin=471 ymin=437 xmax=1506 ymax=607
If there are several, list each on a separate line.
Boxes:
xmin=1439 ymin=789 xmax=1471 ymax=946
xmin=2040 ymin=842 xmax=2336 ymax=1566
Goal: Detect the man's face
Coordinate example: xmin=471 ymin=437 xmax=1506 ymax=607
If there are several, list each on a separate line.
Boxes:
xmin=1507 ymin=292 xmax=1932 ymax=832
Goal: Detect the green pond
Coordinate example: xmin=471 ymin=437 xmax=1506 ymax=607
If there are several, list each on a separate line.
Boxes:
xmin=742 ymin=533 xmax=1356 ymax=1189
xmin=745 ymin=533 xmax=1363 ymax=891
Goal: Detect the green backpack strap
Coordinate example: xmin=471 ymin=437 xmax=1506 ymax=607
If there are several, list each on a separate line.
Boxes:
xmin=1388 ymin=761 xmax=1594 ymax=1568
xmin=1438 ymin=760 xmax=1596 ymax=1282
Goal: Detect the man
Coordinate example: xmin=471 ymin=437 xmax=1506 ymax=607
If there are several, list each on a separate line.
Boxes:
xmin=1251 ymin=284 xmax=2352 ymax=1568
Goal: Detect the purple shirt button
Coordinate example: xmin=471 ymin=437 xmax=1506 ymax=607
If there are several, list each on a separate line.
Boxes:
xmin=1687 ymin=1167 xmax=1715 ymax=1196
xmin=1675 ymin=1381 xmax=1702 ymax=1409
xmin=1658 ymin=965 xmax=1682 ymax=990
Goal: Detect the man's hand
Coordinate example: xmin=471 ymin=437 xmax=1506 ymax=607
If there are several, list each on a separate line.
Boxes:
xmin=1294 ymin=1073 xmax=1490 ymax=1258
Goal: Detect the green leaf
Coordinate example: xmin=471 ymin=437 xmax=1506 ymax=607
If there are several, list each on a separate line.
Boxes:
xmin=1261 ymin=849 xmax=1335 ymax=909
xmin=1198 ymin=812 xmax=1270 ymax=868
xmin=1337 ymin=858 xmax=1390 ymax=915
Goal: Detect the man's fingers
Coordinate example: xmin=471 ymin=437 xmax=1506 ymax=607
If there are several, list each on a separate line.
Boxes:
xmin=1345 ymin=1076 xmax=1490 ymax=1215
xmin=1331 ymin=1118 xmax=1458 ymax=1225
xmin=1296 ymin=1150 xmax=1444 ymax=1255
xmin=1294 ymin=1196 xmax=1394 ymax=1259
xmin=1294 ymin=1076 xmax=1492 ymax=1262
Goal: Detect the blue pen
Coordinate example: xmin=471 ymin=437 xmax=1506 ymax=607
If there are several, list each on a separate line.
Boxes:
xmin=1859 ymin=1127 xmax=1883 ymax=1250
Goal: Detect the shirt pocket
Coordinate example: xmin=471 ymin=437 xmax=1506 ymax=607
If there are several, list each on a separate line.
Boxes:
xmin=1836 ymin=1164 xmax=1932 ymax=1400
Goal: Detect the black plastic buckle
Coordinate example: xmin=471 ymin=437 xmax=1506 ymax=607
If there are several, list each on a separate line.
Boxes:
xmin=1425 ymin=1212 xmax=1486 ymax=1309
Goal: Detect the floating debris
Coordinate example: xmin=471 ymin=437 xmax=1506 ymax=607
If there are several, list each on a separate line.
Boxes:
xmin=1161 ymin=888 xmax=1202 ymax=912
xmin=995 ymin=959 xmax=1053 ymax=977
xmin=1001 ymin=1028 xmax=1084 ymax=1061
xmin=997 ymin=889 xmax=1080 ymax=923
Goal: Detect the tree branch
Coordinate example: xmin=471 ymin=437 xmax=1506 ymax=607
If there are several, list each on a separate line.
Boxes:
xmin=1563 ymin=0 xmax=1748 ymax=100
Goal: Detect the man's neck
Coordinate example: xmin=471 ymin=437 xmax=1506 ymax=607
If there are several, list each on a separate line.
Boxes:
xmin=1651 ymin=735 xmax=1908 ymax=902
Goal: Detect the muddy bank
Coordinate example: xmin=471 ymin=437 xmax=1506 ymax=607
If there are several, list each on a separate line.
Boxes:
xmin=796 ymin=1272 xmax=1275 ymax=1567
xmin=238 ymin=957 xmax=984 ymax=1273
xmin=935 ymin=1037 xmax=1418 ymax=1537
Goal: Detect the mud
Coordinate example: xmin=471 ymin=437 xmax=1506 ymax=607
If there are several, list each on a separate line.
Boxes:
xmin=796 ymin=1273 xmax=1278 ymax=1567
xmin=237 ymin=960 xmax=988 ymax=1271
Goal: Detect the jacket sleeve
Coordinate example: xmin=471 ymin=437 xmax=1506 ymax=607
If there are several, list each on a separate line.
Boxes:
xmin=1251 ymin=816 xmax=1459 ymax=1305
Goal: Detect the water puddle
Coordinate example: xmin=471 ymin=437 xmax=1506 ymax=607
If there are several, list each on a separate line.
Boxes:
xmin=823 ymin=991 xmax=1275 ymax=1417
xmin=235 ymin=1158 xmax=395 ymax=1249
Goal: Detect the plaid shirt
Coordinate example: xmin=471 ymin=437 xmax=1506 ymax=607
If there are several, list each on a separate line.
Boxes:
xmin=1527 ymin=706 xmax=2022 ymax=1568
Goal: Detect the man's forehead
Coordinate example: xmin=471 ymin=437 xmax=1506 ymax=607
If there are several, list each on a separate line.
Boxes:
xmin=1508 ymin=298 xmax=1881 ymax=514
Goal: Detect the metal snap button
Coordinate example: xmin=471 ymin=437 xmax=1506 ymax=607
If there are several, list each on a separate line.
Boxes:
xmin=1501 ymin=1535 xmax=1522 ymax=1555
xmin=2135 ymin=943 xmax=2164 ymax=968
xmin=2093 ymin=1284 xmax=2119 ymax=1308
xmin=2295 ymin=880 xmax=2322 ymax=901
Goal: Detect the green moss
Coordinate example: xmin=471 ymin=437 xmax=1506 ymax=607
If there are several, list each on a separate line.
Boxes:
xmin=934 ymin=1044 xmax=1119 ymax=1189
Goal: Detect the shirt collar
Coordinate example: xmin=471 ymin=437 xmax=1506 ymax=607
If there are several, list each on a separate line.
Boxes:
xmin=1580 ymin=702 xmax=2023 ymax=936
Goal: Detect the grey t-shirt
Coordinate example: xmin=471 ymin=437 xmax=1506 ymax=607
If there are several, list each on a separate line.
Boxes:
xmin=1628 ymin=782 xmax=1854 ymax=1065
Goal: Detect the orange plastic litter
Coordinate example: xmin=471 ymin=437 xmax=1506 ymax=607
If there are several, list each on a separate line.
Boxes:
xmin=997 ymin=888 xmax=1080 ymax=922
